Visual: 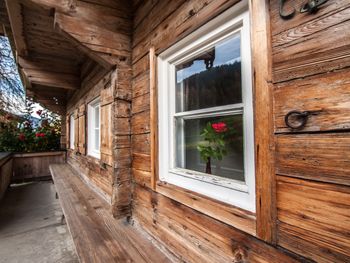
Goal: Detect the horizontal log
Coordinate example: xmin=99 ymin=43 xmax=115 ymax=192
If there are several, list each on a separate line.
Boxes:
xmin=133 ymin=185 xmax=300 ymax=263
xmin=277 ymin=176 xmax=350 ymax=262
xmin=276 ymin=133 xmax=350 ymax=186
xmin=274 ymin=69 xmax=350 ymax=133
xmin=131 ymin=111 xmax=150 ymax=135
xmin=156 ymin=182 xmax=256 ymax=236
xmin=23 ymin=68 xmax=80 ymax=90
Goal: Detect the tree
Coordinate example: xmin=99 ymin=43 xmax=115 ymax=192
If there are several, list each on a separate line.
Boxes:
xmin=0 ymin=36 xmax=24 ymax=112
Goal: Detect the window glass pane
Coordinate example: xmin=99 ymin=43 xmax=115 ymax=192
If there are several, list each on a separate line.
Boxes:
xmin=176 ymin=114 xmax=244 ymax=182
xmin=94 ymin=106 xmax=100 ymax=128
xmin=175 ymin=33 xmax=241 ymax=113
xmin=95 ymin=128 xmax=100 ymax=151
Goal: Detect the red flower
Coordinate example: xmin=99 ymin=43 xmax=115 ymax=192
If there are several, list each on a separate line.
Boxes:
xmin=18 ymin=133 xmax=25 ymax=141
xmin=36 ymin=110 xmax=42 ymax=116
xmin=212 ymin=122 xmax=228 ymax=133
xmin=35 ymin=132 xmax=45 ymax=138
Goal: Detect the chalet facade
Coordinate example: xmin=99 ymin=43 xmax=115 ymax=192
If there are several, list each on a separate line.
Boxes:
xmin=1 ymin=0 xmax=349 ymax=262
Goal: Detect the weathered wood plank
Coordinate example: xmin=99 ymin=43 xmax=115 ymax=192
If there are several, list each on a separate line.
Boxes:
xmin=50 ymin=164 xmax=171 ymax=263
xmin=277 ymin=176 xmax=350 ymax=262
xmin=157 ymin=182 xmax=256 ymax=236
xmin=274 ymin=69 xmax=350 ymax=133
xmin=276 ymin=134 xmax=350 ymax=185
xmin=271 ymin=1 xmax=350 ymax=82
xmin=250 ymin=0 xmax=276 ymax=243
xmin=133 ymin=185 xmax=301 ymax=263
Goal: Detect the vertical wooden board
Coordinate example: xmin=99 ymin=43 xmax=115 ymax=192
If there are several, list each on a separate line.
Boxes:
xmin=74 ymin=109 xmax=79 ymax=151
xmin=65 ymin=114 xmax=70 ymax=149
xmin=78 ymin=105 xmax=86 ymax=155
xmin=250 ymin=0 xmax=276 ymax=243
xmin=276 ymin=133 xmax=350 ymax=185
xmin=100 ymin=103 xmax=113 ymax=166
xmin=277 ymin=176 xmax=350 ymax=262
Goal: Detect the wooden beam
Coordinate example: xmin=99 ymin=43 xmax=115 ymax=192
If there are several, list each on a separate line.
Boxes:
xmin=18 ymin=56 xmax=79 ymax=75
xmin=250 ymin=0 xmax=276 ymax=243
xmin=22 ymin=67 xmax=80 ymax=90
xmin=54 ymin=12 xmax=131 ymax=68
xmin=54 ymin=19 xmax=113 ymax=69
xmin=5 ymin=0 xmax=27 ymax=56
xmin=20 ymin=0 xmax=67 ymax=12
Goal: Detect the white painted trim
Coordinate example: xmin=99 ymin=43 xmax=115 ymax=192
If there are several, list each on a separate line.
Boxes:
xmin=87 ymin=97 xmax=101 ymax=159
xmin=69 ymin=114 xmax=75 ymax=150
xmin=158 ymin=1 xmax=255 ymax=212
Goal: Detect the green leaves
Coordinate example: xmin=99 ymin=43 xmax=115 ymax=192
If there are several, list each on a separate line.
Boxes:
xmin=197 ymin=121 xmax=230 ymax=162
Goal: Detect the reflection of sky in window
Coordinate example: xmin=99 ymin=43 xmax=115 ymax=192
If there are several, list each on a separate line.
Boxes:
xmin=176 ymin=33 xmax=241 ymax=83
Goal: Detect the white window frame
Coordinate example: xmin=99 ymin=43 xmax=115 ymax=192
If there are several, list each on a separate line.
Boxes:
xmin=157 ymin=1 xmax=255 ymax=212
xmin=88 ymin=97 xmax=101 ymax=159
xmin=69 ymin=114 xmax=75 ymax=149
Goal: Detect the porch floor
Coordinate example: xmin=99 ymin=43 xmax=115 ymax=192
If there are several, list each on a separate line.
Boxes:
xmin=0 ymin=181 xmax=78 ymax=263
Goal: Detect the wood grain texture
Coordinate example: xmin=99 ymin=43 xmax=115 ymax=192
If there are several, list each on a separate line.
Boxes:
xmin=50 ymin=164 xmax=172 ymax=263
xmin=277 ymin=176 xmax=350 ymax=262
xmin=270 ymin=0 xmax=350 ymax=82
xmin=276 ymin=133 xmax=350 ymax=186
xmin=0 ymin=156 xmax=13 ymax=202
xmin=78 ymin=104 xmax=86 ymax=155
xmin=274 ymin=69 xmax=350 ymax=133
xmin=133 ymin=184 xmax=301 ymax=263
xmin=157 ymin=182 xmax=256 ymax=236
xmin=250 ymin=0 xmax=276 ymax=243
xmin=12 ymin=152 xmax=65 ymax=182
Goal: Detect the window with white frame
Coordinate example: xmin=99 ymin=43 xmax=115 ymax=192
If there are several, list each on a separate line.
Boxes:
xmin=70 ymin=114 xmax=75 ymax=149
xmin=158 ymin=2 xmax=255 ymax=212
xmin=88 ymin=97 xmax=101 ymax=159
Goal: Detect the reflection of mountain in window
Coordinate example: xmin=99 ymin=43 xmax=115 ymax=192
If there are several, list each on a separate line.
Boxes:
xmin=176 ymin=62 xmax=242 ymax=112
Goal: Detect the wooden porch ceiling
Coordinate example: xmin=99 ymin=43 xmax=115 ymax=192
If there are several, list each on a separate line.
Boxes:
xmin=1 ymin=0 xmax=132 ymax=115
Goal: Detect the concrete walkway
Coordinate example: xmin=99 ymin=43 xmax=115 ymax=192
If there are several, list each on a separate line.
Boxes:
xmin=0 ymin=181 xmax=78 ymax=263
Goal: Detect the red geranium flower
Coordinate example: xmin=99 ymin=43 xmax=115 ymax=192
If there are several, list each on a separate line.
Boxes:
xmin=35 ymin=132 xmax=45 ymax=138
xmin=212 ymin=122 xmax=228 ymax=133
xmin=18 ymin=133 xmax=25 ymax=141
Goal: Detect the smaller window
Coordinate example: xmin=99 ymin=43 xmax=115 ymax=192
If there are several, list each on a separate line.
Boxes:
xmin=88 ymin=98 xmax=101 ymax=159
xmin=70 ymin=114 xmax=75 ymax=149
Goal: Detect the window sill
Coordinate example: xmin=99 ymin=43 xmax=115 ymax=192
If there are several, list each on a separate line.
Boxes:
xmin=156 ymin=181 xmax=256 ymax=236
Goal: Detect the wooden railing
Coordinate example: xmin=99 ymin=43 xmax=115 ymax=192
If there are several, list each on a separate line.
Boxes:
xmin=0 ymin=153 xmax=13 ymax=201
xmin=12 ymin=151 xmax=66 ymax=183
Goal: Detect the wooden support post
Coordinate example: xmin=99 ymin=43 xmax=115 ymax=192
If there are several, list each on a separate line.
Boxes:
xmin=250 ymin=0 xmax=276 ymax=244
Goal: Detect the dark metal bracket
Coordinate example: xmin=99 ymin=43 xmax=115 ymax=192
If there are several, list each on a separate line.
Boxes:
xmin=279 ymin=0 xmax=295 ymax=20
xmin=284 ymin=110 xmax=321 ymax=130
xmin=300 ymin=0 xmax=328 ymax=14
xmin=280 ymin=0 xmax=328 ymax=19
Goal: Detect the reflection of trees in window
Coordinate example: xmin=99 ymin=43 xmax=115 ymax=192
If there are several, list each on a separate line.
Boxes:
xmin=178 ymin=62 xmax=242 ymax=111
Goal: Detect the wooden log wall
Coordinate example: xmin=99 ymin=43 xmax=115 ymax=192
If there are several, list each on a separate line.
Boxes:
xmin=130 ymin=0 xmax=307 ymax=262
xmin=66 ymin=60 xmax=133 ymax=214
xmin=12 ymin=152 xmax=65 ymax=182
xmin=66 ymin=62 xmax=116 ymax=203
xmin=270 ymin=0 xmax=350 ymax=262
